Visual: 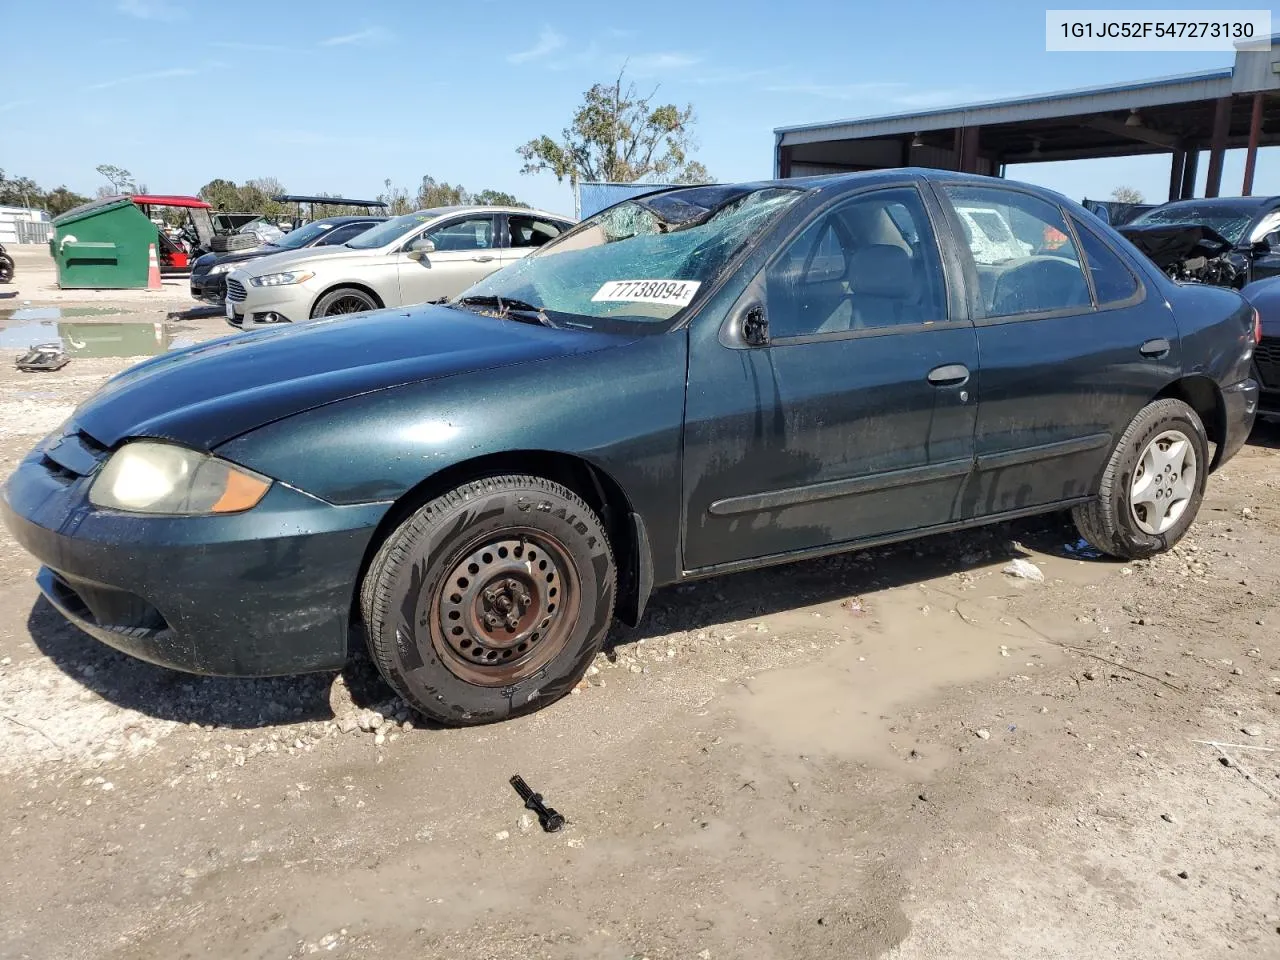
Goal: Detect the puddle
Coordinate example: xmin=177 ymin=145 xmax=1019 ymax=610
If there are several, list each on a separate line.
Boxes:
xmin=726 ymin=581 xmax=1076 ymax=771
xmin=0 ymin=319 xmax=179 ymax=357
xmin=0 ymin=306 xmax=122 ymax=321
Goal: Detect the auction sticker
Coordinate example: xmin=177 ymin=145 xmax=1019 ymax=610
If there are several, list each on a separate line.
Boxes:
xmin=591 ymin=279 xmax=701 ymax=307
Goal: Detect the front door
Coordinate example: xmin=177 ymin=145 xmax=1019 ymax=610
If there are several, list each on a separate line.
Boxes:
xmin=396 ymin=214 xmax=499 ymax=305
xmin=682 ymin=184 xmax=979 ymax=571
xmin=932 ymin=182 xmax=1181 ymax=519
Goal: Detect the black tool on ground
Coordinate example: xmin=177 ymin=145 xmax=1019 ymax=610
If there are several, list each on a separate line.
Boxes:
xmin=509 ymin=774 xmax=565 ymax=832
xmin=16 ymin=344 xmax=70 ymax=373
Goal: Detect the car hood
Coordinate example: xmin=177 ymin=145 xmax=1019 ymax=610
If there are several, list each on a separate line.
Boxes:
xmin=71 ymin=306 xmax=632 ymax=450
xmin=230 ymin=244 xmax=382 ymax=277
xmin=192 ymin=245 xmax=285 ymax=272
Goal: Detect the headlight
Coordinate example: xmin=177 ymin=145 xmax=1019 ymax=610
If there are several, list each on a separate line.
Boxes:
xmin=208 ymin=263 xmax=239 ymax=275
xmin=89 ymin=441 xmax=272 ymax=515
xmin=250 ymin=271 xmax=314 ymax=287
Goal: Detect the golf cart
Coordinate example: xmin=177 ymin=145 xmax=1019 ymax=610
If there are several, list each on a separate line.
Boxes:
xmin=271 ymin=195 xmax=389 ymax=230
xmin=130 ymin=195 xmax=215 ymax=274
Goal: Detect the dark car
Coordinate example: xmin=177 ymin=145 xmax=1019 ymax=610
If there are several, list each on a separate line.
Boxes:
xmin=1122 ymin=196 xmax=1280 ymax=288
xmin=1241 ymin=274 xmax=1280 ymax=415
xmin=189 ymin=216 xmax=385 ymax=304
xmin=1 ymin=171 xmax=1259 ymax=727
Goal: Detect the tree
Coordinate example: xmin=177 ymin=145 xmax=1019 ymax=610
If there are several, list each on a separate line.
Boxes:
xmin=472 ymin=189 xmax=525 ymax=207
xmin=96 ymin=164 xmax=135 ymax=193
xmin=378 ymin=179 xmax=414 ymax=216
xmin=41 ymin=186 xmax=90 ymax=216
xmin=416 ymin=175 xmax=468 ymax=208
xmin=197 ymin=178 xmax=243 ymax=211
xmin=518 ymin=67 xmax=711 ymax=186
xmin=1111 ymin=186 xmax=1145 ymax=204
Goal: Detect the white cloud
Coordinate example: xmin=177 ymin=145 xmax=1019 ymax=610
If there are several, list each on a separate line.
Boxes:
xmin=508 ymin=27 xmax=566 ymax=64
xmin=116 ymin=0 xmax=185 ymax=21
xmin=87 ymin=67 xmax=197 ymax=91
xmin=762 ymin=79 xmax=983 ymax=111
xmin=0 ymin=100 xmax=32 ymax=113
xmin=625 ymin=52 xmax=701 ymax=76
xmin=319 ymin=26 xmax=391 ymax=47
xmin=210 ymin=40 xmax=297 ymax=54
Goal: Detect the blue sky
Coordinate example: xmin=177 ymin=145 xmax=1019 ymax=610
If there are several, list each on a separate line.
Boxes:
xmin=2 ymin=0 xmax=1276 ymax=216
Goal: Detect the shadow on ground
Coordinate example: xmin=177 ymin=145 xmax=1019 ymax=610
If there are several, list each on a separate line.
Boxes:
xmin=25 ymin=511 xmax=1096 ymax=726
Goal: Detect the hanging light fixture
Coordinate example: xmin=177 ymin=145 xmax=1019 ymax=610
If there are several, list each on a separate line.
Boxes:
xmin=1125 ymin=108 xmax=1143 ymax=127
xmin=910 ymin=132 xmax=923 ymax=148
xmin=1029 ymin=139 xmax=1043 ymax=158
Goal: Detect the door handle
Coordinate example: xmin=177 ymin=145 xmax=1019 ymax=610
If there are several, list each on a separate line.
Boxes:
xmin=927 ymin=363 xmax=970 ymax=386
xmin=471 ymin=255 xmax=495 ymax=263
xmin=1140 ymin=338 xmax=1171 ymax=358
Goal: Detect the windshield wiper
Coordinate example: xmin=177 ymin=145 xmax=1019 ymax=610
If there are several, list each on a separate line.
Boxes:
xmin=453 ymin=295 xmax=553 ymax=326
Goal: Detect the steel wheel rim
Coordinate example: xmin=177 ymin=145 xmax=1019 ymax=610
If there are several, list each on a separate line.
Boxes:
xmin=327 ymin=295 xmax=372 ymax=315
xmin=425 ymin=529 xmax=580 ymax=687
xmin=1129 ymin=428 xmax=1196 ymax=536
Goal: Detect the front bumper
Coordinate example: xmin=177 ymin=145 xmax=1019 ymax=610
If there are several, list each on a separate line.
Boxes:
xmin=226 ymin=277 xmax=312 ymax=328
xmin=1 ymin=436 xmax=388 ymax=677
xmin=189 ymin=271 xmax=227 ymax=304
xmin=1218 ymin=377 xmax=1258 ymax=465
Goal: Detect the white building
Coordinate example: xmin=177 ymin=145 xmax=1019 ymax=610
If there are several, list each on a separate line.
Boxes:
xmin=0 ymin=204 xmax=51 ymax=245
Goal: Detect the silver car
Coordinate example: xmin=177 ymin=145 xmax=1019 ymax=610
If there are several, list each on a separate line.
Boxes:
xmin=224 ymin=206 xmax=574 ymax=327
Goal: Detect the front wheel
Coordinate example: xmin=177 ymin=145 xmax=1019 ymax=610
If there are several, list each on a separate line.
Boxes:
xmin=312 ymin=287 xmax=378 ymax=317
xmin=0 ymin=255 xmax=13 ymax=284
xmin=361 ymin=475 xmax=616 ymax=726
xmin=1073 ymin=398 xmax=1208 ymax=560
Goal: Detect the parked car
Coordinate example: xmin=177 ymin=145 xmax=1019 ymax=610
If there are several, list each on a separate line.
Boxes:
xmin=224 ymin=206 xmax=574 ymax=327
xmin=1241 ymin=274 xmax=1280 ymax=416
xmin=1 ymin=171 xmax=1258 ymax=727
xmin=190 ymin=216 xmax=385 ymax=305
xmin=1120 ymin=196 xmax=1280 ymax=288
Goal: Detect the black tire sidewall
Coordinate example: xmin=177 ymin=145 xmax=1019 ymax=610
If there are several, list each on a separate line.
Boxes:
xmin=1106 ymin=404 xmax=1208 ymax=555
xmin=375 ymin=482 xmax=615 ymax=725
xmin=0 ymin=256 xmax=12 ymax=282
xmin=314 ymin=288 xmax=376 ymax=317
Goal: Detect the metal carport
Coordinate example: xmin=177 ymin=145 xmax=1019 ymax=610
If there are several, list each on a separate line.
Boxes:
xmin=775 ymin=38 xmax=1280 ymax=200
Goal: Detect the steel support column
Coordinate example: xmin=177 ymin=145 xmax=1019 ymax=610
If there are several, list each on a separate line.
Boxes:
xmin=1204 ymin=96 xmax=1233 ymax=198
xmin=1243 ymin=92 xmax=1264 ymax=196
xmin=1168 ymin=147 xmax=1186 ymax=202
xmin=1180 ymin=149 xmax=1200 ymax=200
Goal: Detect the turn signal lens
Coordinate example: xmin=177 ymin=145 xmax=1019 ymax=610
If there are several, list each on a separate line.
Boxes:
xmin=1254 ymin=307 xmax=1263 ymax=345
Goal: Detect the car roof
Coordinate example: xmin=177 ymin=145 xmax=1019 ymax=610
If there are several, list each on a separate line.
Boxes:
xmin=311 ymin=215 xmax=387 ymax=225
xmin=407 ymin=204 xmax=570 ymax=220
xmin=1145 ymin=196 xmax=1280 ymax=212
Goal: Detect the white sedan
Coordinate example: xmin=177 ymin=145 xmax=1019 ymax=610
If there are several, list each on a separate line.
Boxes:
xmin=225 ymin=205 xmax=574 ymax=327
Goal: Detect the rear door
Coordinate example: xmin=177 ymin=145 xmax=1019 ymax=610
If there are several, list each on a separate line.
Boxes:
xmin=499 ymin=214 xmax=574 ymax=267
xmin=396 ymin=214 xmax=498 ymax=305
xmin=682 ymin=183 xmax=979 ymax=570
xmin=932 ymin=181 xmax=1180 ymax=519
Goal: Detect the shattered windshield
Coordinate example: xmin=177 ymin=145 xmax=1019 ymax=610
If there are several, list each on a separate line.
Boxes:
xmin=457 ymin=187 xmax=803 ymax=324
xmin=1129 ymin=202 xmax=1259 ymax=245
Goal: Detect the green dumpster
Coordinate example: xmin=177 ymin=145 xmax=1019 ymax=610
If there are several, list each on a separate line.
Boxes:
xmin=49 ymin=196 xmax=155 ymax=289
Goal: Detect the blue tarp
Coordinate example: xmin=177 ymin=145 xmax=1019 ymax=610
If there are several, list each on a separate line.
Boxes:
xmin=577 ymin=181 xmax=683 ymax=219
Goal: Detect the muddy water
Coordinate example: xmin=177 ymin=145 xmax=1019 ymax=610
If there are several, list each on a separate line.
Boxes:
xmin=727 ymin=552 xmax=1110 ymax=770
xmin=0 ymin=312 xmax=196 ymax=356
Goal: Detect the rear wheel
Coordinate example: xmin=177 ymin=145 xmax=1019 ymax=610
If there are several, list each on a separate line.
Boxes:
xmin=361 ymin=475 xmax=616 ymax=726
xmin=313 ymin=287 xmax=379 ymax=317
xmin=0 ymin=254 xmax=13 ymax=283
xmin=1073 ymin=398 xmax=1208 ymax=559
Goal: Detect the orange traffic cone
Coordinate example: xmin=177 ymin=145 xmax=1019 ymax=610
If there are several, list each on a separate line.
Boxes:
xmin=146 ymin=243 xmax=162 ymax=290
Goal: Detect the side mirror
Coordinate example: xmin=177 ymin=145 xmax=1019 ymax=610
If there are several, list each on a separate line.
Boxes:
xmin=742 ymin=304 xmax=769 ymax=347
xmin=406 ymin=237 xmax=435 ymax=260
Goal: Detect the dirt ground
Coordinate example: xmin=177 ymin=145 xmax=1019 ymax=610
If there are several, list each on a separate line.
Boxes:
xmin=1 ymin=250 xmax=1279 ymax=959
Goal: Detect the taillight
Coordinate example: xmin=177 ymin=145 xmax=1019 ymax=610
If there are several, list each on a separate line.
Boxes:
xmin=1254 ymin=307 xmax=1263 ymax=345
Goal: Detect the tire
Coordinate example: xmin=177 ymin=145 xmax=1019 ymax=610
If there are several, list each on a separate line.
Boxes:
xmin=312 ymin=287 xmax=378 ymax=317
xmin=1073 ymin=398 xmax=1209 ymax=560
xmin=361 ymin=475 xmax=617 ymax=726
xmin=0 ymin=255 xmax=13 ymax=284
xmin=209 ymin=233 xmax=259 ymax=253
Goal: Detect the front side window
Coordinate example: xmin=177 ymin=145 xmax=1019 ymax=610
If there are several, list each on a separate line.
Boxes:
xmin=345 ymin=209 xmax=453 ymax=249
xmin=1071 ymin=217 xmax=1140 ymax=305
xmin=766 ymin=187 xmax=948 ymax=339
xmin=945 ymin=185 xmax=1091 ymax=318
xmin=426 ymin=216 xmax=495 ymax=251
xmin=457 ymin=186 xmax=802 ymax=325
xmin=316 ymin=221 xmax=376 ymax=246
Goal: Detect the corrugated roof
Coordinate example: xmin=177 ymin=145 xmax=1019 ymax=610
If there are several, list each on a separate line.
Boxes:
xmin=776 ymin=69 xmax=1234 ymax=145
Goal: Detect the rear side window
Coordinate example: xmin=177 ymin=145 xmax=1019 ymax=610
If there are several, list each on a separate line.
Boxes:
xmin=508 ymin=216 xmax=567 ymax=248
xmin=944 ymin=185 xmax=1091 ymax=318
xmin=1071 ymin=217 xmax=1140 ymax=305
